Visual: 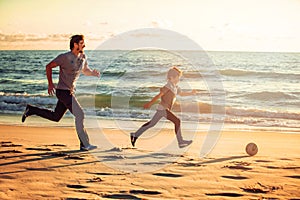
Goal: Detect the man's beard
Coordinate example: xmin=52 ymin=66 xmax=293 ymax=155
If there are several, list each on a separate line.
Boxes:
xmin=77 ymin=48 xmax=84 ymax=53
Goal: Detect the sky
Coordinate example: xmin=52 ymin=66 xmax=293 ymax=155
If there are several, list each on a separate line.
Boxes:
xmin=0 ymin=0 xmax=300 ymax=52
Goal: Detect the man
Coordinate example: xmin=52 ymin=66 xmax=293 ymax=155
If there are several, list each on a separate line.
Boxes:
xmin=22 ymin=35 xmax=99 ymax=151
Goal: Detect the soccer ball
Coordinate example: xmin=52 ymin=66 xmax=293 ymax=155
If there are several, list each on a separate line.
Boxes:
xmin=246 ymin=143 xmax=258 ymax=156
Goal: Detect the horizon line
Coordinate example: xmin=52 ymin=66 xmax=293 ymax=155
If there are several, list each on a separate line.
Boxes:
xmin=0 ymin=49 xmax=299 ymax=54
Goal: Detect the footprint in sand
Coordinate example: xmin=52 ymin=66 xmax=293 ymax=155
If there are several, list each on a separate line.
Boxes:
xmin=26 ymin=167 xmax=54 ymax=171
xmin=153 ymin=172 xmax=182 ymax=178
xmin=176 ymin=162 xmax=202 ymax=167
xmin=240 ymin=182 xmax=282 ymax=194
xmin=25 ymin=147 xmax=51 ymax=151
xmin=0 ymin=141 xmax=12 ymax=144
xmin=130 ymin=190 xmax=162 ymax=195
xmin=264 ymin=166 xmax=300 ymax=170
xmin=205 ymin=192 xmax=244 ymax=197
xmin=87 ymin=177 xmax=103 ymax=183
xmin=279 ymin=158 xmax=293 ymax=161
xmin=223 ymin=165 xmax=252 ymax=170
xmin=87 ymin=172 xmax=128 ymax=176
xmin=101 ymin=155 xmax=126 ymax=161
xmin=223 ymin=161 xmax=253 ymax=170
xmin=223 ymin=161 xmax=252 ymax=170
xmin=255 ymin=159 xmax=272 ymax=163
xmin=64 ymin=155 xmax=84 ymax=160
xmin=49 ymin=152 xmax=69 ymax=157
xmin=241 ymin=187 xmax=269 ymax=194
xmin=1 ymin=143 xmax=22 ymax=147
xmin=47 ymin=144 xmax=67 ymax=147
xmin=285 ymin=175 xmax=300 ymax=179
xmin=221 ymin=175 xmax=248 ymax=180
xmin=101 ymin=193 xmax=140 ymax=199
xmin=0 ymin=150 xmax=22 ymax=154
xmin=0 ymin=175 xmax=16 ymax=179
xmin=66 ymin=184 xmax=88 ymax=189
xmin=140 ymin=161 xmax=171 ymax=165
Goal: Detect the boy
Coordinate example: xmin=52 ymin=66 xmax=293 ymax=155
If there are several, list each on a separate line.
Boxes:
xmin=130 ymin=66 xmax=196 ymax=148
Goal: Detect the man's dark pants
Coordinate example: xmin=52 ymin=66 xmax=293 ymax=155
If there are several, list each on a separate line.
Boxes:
xmin=27 ymin=89 xmax=90 ymax=147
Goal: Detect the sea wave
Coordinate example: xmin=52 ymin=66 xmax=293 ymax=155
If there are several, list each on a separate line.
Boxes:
xmin=219 ymin=68 xmax=300 ymax=79
xmin=0 ymin=93 xmax=56 ymax=112
xmin=226 ymin=107 xmax=300 ymax=121
xmin=1 ymin=92 xmax=299 ymax=129
xmin=1 ymin=92 xmax=299 ymax=121
xmin=234 ymin=91 xmax=299 ymax=101
xmin=176 ymin=102 xmax=300 ymax=121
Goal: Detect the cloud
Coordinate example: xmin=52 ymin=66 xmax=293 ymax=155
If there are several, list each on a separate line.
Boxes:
xmin=130 ymin=32 xmax=161 ymax=38
xmin=0 ymin=32 xmax=109 ymax=43
xmin=99 ymin=22 xmax=108 ymax=25
xmin=0 ymin=33 xmax=70 ymax=42
xmin=0 ymin=32 xmax=109 ymax=50
xmin=150 ymin=18 xmax=173 ymax=28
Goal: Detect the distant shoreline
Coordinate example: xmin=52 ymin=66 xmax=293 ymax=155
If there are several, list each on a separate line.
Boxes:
xmin=1 ymin=113 xmax=298 ymax=134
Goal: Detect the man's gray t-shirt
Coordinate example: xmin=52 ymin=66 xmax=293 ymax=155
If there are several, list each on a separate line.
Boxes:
xmin=52 ymin=51 xmax=87 ymax=92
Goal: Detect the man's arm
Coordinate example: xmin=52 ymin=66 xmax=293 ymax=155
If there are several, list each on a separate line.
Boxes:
xmin=82 ymin=64 xmax=100 ymax=77
xmin=144 ymin=91 xmax=164 ymax=109
xmin=46 ymin=61 xmax=58 ymax=96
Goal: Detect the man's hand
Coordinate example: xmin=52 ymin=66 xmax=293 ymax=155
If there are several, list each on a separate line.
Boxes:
xmin=91 ymin=69 xmax=100 ymax=77
xmin=48 ymin=83 xmax=56 ymax=96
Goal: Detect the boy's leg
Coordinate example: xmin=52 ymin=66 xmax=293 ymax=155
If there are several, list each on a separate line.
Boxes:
xmin=131 ymin=110 xmax=164 ymax=146
xmin=165 ymin=109 xmax=184 ymax=143
xmin=166 ymin=109 xmax=192 ymax=148
xmin=133 ymin=110 xmax=164 ymax=138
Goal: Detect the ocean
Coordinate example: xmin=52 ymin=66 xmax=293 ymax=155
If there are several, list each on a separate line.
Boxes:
xmin=0 ymin=50 xmax=299 ymax=130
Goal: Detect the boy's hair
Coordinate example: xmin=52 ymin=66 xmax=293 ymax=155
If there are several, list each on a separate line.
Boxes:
xmin=70 ymin=35 xmax=84 ymax=50
xmin=167 ymin=66 xmax=182 ymax=79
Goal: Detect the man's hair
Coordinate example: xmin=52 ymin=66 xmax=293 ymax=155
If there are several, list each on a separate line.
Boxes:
xmin=167 ymin=66 xmax=182 ymax=79
xmin=70 ymin=35 xmax=84 ymax=50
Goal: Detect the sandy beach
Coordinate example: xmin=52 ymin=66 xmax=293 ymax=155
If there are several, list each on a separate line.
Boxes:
xmin=1 ymin=0 xmax=300 ymax=199
xmin=0 ymin=120 xmax=299 ymax=200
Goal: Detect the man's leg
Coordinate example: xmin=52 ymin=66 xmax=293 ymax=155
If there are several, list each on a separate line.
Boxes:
xmin=68 ymin=95 xmax=91 ymax=148
xmin=22 ymin=99 xmax=67 ymax=122
xmin=55 ymin=90 xmax=94 ymax=150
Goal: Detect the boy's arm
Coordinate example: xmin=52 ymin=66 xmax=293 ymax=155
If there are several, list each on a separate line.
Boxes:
xmin=144 ymin=91 xmax=164 ymax=109
xmin=178 ymin=89 xmax=197 ymax=97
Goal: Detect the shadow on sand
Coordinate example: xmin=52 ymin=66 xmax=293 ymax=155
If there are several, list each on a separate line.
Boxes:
xmin=0 ymin=145 xmax=250 ymax=175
